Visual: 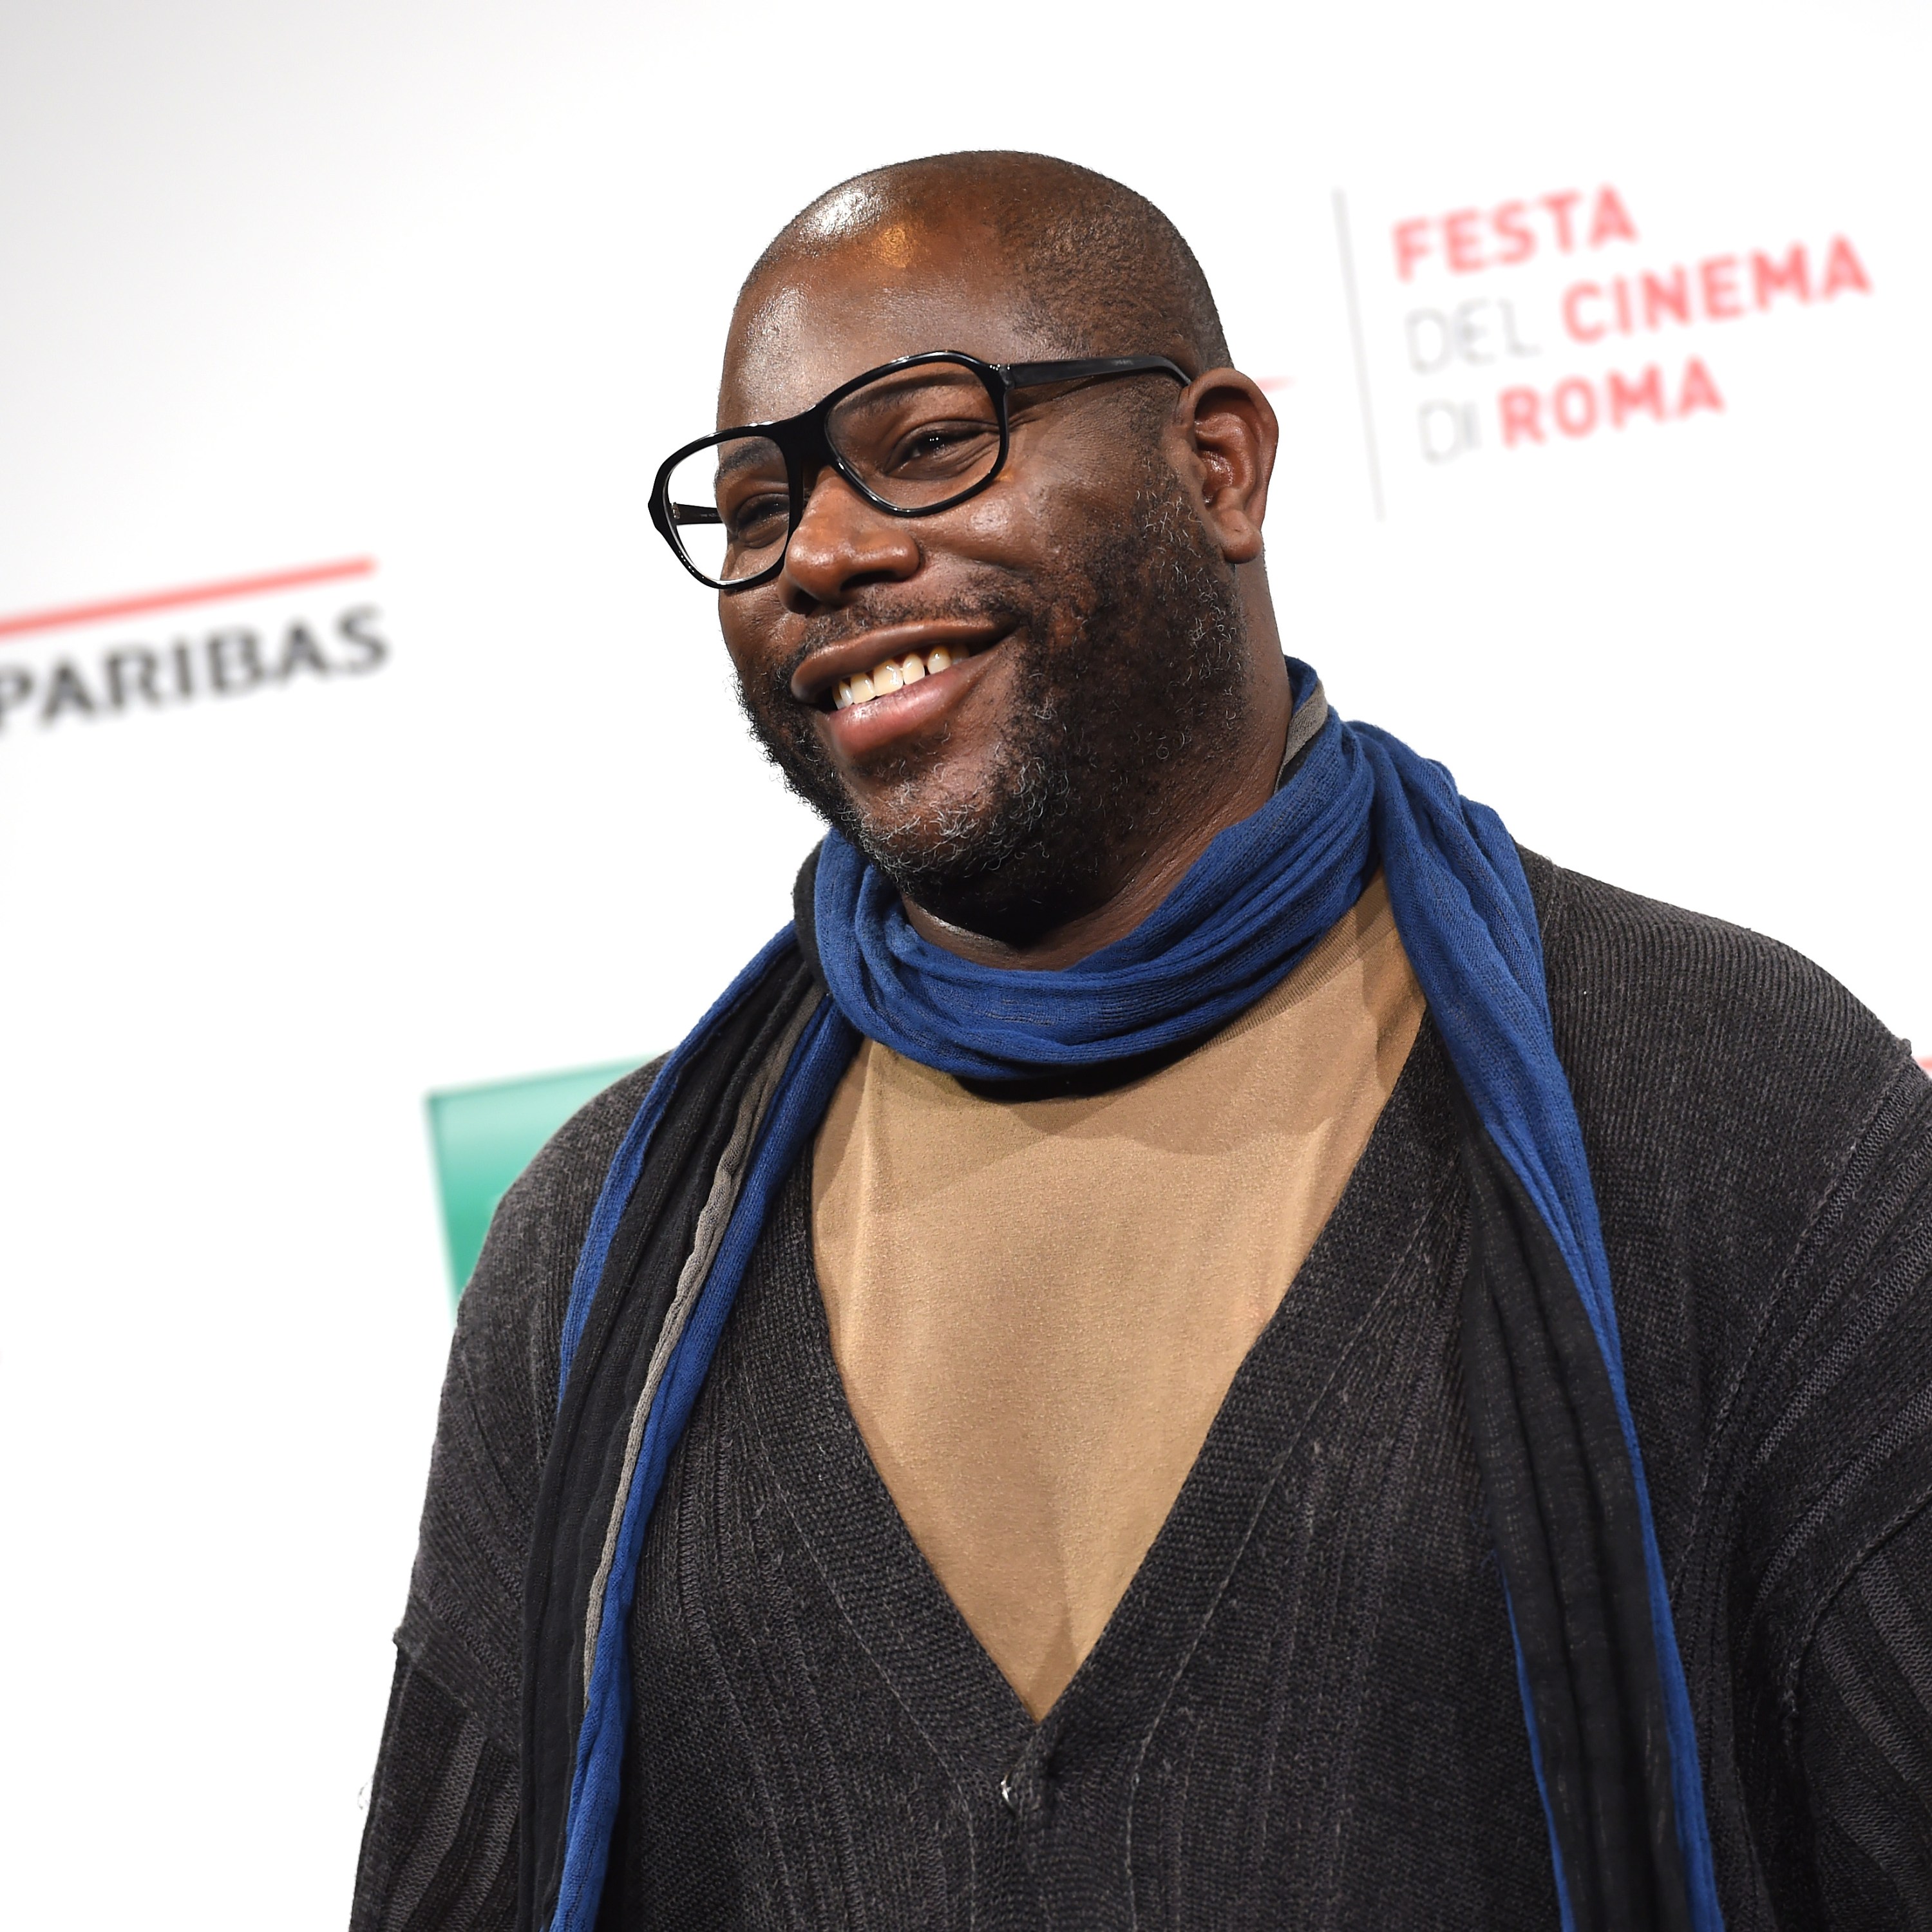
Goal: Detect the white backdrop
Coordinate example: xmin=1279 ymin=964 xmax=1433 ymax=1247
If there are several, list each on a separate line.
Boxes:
xmin=1 ymin=3 xmax=1924 ymax=1922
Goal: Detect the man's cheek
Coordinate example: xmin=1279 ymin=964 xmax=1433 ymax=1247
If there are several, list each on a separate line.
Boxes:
xmin=983 ymin=450 xmax=1122 ymax=540
xmin=717 ymin=603 xmax=788 ymax=681
xmin=949 ymin=480 xmax=1071 ymax=566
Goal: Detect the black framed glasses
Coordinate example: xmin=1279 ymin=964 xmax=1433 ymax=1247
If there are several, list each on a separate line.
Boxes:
xmin=649 ymin=350 xmax=1189 ymax=589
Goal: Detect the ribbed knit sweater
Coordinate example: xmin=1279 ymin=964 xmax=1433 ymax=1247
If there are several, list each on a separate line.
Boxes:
xmin=352 ymin=854 xmax=1932 ymax=1929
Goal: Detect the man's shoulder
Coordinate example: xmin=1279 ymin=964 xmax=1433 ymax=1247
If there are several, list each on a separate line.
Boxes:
xmin=1520 ymin=847 xmax=1927 ymax=1362
xmin=1521 ymin=846 xmax=1914 ymax=1139
xmin=448 ymin=1056 xmax=666 ymax=1410
xmin=496 ymin=1056 xmax=666 ymax=1249
xmin=1521 ymin=848 xmax=1930 ymax=1451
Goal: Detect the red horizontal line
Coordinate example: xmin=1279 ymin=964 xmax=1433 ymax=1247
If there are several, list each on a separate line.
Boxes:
xmin=0 ymin=556 xmax=376 ymax=642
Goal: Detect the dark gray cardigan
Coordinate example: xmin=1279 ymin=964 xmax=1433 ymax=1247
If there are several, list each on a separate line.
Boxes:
xmin=352 ymin=855 xmax=1932 ymax=1929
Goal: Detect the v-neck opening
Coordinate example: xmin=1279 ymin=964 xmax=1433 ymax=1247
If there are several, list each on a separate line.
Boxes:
xmin=734 ymin=1019 xmax=1466 ymax=1770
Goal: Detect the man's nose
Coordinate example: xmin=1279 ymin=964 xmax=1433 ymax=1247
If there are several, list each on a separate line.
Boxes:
xmin=779 ymin=469 xmax=922 ymax=607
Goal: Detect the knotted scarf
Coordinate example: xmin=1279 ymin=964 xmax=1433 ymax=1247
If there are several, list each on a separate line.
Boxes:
xmin=518 ymin=661 xmax=1723 ymax=1932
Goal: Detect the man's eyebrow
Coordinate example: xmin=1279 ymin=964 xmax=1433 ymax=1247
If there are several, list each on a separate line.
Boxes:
xmin=712 ymin=439 xmax=786 ymax=483
xmin=840 ymin=365 xmax=971 ymax=404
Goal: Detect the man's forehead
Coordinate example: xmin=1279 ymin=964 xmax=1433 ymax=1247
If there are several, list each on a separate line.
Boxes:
xmin=717 ymin=226 xmax=1065 ymax=428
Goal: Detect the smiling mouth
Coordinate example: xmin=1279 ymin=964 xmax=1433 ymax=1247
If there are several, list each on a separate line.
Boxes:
xmin=828 ymin=640 xmax=985 ymax=713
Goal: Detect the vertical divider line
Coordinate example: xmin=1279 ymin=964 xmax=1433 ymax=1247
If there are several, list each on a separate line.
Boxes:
xmin=1332 ymin=188 xmax=1386 ymax=523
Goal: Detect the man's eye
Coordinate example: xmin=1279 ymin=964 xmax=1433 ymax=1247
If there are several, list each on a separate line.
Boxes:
xmin=889 ymin=421 xmax=996 ymax=473
xmin=727 ymin=493 xmax=789 ymax=544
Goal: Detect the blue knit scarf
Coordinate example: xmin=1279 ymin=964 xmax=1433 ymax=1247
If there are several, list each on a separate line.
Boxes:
xmin=536 ymin=661 xmax=1723 ymax=1932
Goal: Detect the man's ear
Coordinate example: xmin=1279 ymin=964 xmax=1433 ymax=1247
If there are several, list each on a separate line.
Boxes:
xmin=1172 ymin=370 xmax=1277 ymax=565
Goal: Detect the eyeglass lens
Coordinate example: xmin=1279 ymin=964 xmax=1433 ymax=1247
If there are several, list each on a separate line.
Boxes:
xmin=664 ymin=358 xmax=1002 ymax=585
xmin=664 ymin=435 xmax=788 ymax=587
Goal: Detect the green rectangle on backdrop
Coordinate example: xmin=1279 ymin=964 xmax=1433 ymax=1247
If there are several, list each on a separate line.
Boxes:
xmin=427 ymin=1058 xmax=642 ymax=1304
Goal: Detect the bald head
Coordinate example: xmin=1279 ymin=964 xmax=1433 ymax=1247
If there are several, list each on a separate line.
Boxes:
xmin=741 ymin=151 xmax=1230 ymax=382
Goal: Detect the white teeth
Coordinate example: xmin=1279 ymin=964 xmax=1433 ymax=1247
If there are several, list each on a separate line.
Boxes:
xmin=833 ymin=641 xmax=985 ymax=713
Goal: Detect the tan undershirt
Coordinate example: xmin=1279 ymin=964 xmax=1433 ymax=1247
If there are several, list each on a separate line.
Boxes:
xmin=810 ymin=875 xmax=1425 ymax=1719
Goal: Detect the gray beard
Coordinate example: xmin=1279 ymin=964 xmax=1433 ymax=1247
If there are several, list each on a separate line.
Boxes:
xmin=735 ymin=460 xmax=1253 ymax=948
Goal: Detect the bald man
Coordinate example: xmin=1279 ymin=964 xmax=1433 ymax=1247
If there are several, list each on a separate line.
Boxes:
xmin=353 ymin=155 xmax=1932 ymax=1932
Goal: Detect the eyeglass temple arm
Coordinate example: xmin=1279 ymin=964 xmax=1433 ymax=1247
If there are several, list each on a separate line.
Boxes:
xmin=1001 ymin=355 xmax=1191 ymax=388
